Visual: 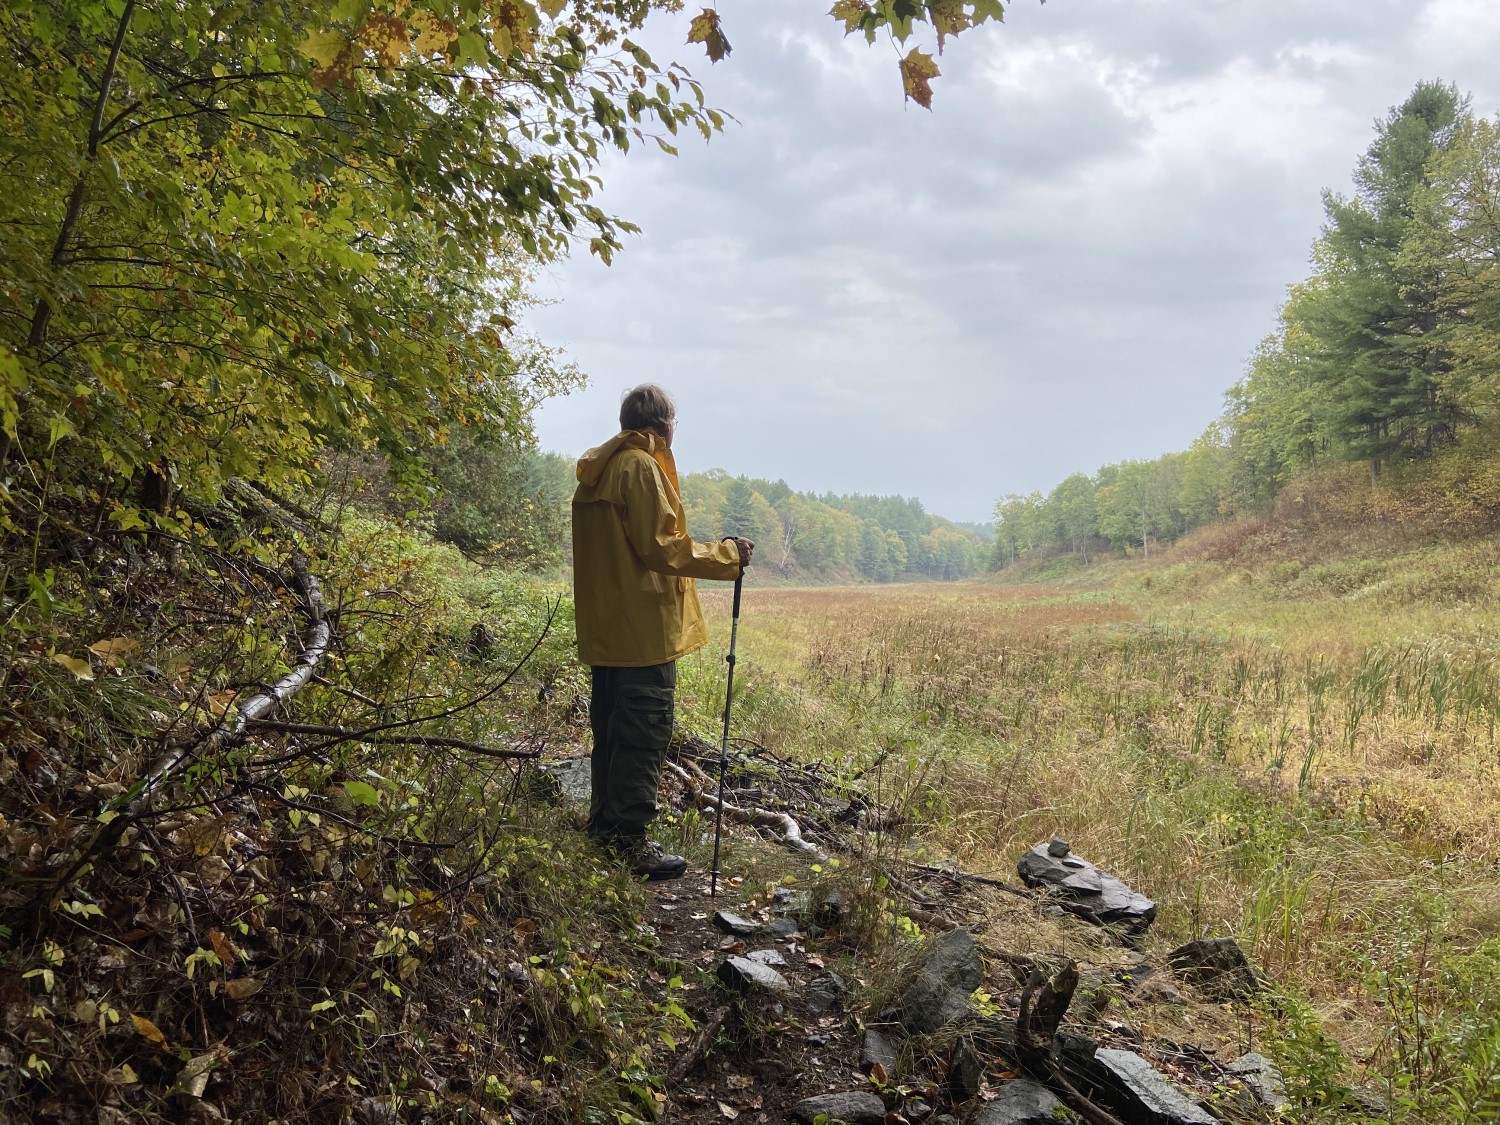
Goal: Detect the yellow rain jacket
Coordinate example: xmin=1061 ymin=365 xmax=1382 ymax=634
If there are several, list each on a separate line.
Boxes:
xmin=572 ymin=430 xmax=742 ymax=667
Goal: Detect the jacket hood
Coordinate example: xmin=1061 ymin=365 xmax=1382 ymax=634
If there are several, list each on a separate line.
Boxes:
xmin=576 ymin=430 xmax=673 ymax=488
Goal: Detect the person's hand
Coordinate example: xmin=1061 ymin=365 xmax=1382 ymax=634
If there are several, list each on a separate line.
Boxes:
xmin=731 ymin=537 xmax=754 ymax=567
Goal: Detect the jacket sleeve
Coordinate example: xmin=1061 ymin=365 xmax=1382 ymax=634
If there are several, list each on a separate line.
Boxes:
xmin=620 ymin=456 xmax=742 ymax=580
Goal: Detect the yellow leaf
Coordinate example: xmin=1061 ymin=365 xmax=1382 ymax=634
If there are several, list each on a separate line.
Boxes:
xmin=225 ymin=977 xmax=263 ymax=1001
xmin=300 ymin=28 xmax=348 ymax=68
xmin=88 ymin=637 xmax=139 ymax=667
xmin=686 ymin=8 xmax=732 ymax=63
xmin=178 ymin=816 xmax=227 ymax=857
xmin=491 ymin=0 xmax=538 ymax=56
xmin=899 ymin=47 xmax=940 ymax=109
xmin=50 ymin=653 xmax=94 ymax=680
xmin=131 ymin=1013 xmax=167 ymax=1047
xmin=408 ymin=9 xmax=458 ymax=55
xmin=359 ymin=12 xmax=410 ymax=69
xmin=539 ymin=0 xmax=566 ymax=17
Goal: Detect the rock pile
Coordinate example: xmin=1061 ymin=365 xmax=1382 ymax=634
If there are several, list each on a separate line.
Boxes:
xmin=1017 ymin=838 xmax=1157 ymax=936
xmin=703 ymin=840 xmax=1279 ymax=1125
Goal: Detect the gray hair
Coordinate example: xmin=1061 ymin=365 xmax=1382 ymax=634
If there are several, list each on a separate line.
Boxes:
xmin=619 ymin=383 xmax=675 ymax=435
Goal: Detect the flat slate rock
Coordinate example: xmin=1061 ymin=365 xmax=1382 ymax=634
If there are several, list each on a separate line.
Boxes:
xmin=1167 ymin=937 xmax=1261 ymax=1001
xmin=806 ymin=971 xmax=849 ymax=1014
xmin=790 ymin=1091 xmax=887 ymax=1124
xmin=860 ymin=1028 xmax=899 ymax=1077
xmin=947 ymin=1038 xmax=985 ymax=1102
xmin=762 ymin=916 xmax=800 ymax=939
xmin=1226 ymin=1052 xmax=1288 ymax=1109
xmin=1017 ymin=839 xmax=1156 ymax=934
xmin=747 ymin=948 xmax=788 ymax=967
xmin=717 ymin=955 xmax=790 ymax=995
xmin=713 ymin=910 xmax=760 ymax=937
xmin=1094 ymin=1049 xmax=1217 ymax=1125
xmin=972 ymin=1080 xmax=1080 ymax=1125
xmin=881 ymin=927 xmax=984 ymax=1034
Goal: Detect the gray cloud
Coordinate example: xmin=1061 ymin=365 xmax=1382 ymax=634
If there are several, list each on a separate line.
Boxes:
xmin=526 ymin=0 xmax=1500 ymax=521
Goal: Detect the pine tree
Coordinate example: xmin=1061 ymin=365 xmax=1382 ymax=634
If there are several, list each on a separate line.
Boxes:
xmin=719 ymin=477 xmax=756 ymax=538
xmin=1296 ymin=81 xmax=1468 ymax=477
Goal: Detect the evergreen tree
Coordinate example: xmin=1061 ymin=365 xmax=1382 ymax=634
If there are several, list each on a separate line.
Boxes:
xmin=719 ymin=477 xmax=757 ymax=538
xmin=1296 ymin=81 xmax=1468 ymax=476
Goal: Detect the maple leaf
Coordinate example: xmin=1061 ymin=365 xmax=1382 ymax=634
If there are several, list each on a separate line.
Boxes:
xmin=687 ymin=9 xmax=732 ymax=63
xmin=928 ymin=0 xmax=972 ymax=53
xmin=829 ymin=0 xmax=870 ymax=34
xmin=899 ymin=48 xmax=940 ymax=109
xmin=301 ymin=28 xmax=358 ymax=91
xmin=359 ymin=12 xmax=410 ymax=69
xmin=407 ymin=10 xmax=458 ymax=56
xmin=492 ymin=0 xmax=539 ymax=57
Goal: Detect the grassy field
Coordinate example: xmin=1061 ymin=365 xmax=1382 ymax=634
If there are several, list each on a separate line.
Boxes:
xmin=671 ymin=568 xmax=1500 ymax=1122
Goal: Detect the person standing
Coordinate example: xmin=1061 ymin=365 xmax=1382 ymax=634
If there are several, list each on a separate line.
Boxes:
xmin=572 ymin=385 xmax=753 ymax=880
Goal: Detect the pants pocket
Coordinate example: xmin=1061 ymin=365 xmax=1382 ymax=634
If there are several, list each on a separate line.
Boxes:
xmin=610 ymin=684 xmax=675 ymax=752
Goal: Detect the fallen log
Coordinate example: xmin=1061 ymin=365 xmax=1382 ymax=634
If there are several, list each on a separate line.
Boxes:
xmin=664 ymin=761 xmax=822 ymax=855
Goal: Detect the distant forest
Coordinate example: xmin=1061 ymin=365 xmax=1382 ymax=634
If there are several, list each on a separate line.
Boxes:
xmin=393 ymin=435 xmax=989 ymax=583
xmin=994 ymin=81 xmax=1500 ymax=567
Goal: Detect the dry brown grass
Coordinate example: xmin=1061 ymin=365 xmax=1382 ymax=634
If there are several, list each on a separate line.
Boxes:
xmin=679 ymin=576 xmax=1500 ymax=1115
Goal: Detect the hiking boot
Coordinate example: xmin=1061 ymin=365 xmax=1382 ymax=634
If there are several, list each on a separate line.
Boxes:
xmin=617 ymin=838 xmax=688 ymax=882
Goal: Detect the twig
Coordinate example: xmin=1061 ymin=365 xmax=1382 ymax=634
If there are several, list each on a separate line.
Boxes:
xmin=311 ymin=674 xmax=383 ymax=709
xmin=668 ymin=1005 xmax=732 ymax=1085
xmin=244 ymin=719 xmax=540 ymax=760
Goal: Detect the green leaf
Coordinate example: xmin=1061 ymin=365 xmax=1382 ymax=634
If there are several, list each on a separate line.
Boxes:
xmin=343 ymin=780 xmax=381 ymax=807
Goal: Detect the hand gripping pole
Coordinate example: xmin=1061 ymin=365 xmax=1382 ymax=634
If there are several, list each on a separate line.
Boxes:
xmin=709 ymin=552 xmax=744 ymax=897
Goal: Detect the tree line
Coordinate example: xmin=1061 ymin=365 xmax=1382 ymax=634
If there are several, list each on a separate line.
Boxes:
xmin=993 ymin=81 xmax=1500 ymax=568
xmin=401 ymin=437 xmax=990 ymax=583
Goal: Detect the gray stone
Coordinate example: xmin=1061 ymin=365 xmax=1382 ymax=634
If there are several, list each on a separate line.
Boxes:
xmin=1167 ymin=938 xmax=1261 ymax=1002
xmin=860 ymin=1028 xmax=899 ymax=1077
xmin=1093 ymin=1049 xmax=1217 ymax=1125
xmin=762 ymin=916 xmax=800 ymax=939
xmin=807 ymin=971 xmax=849 ymax=1014
xmin=931 ymin=1117 xmax=958 ymax=1125
xmin=972 ymin=1080 xmax=1080 ymax=1125
xmin=748 ymin=948 xmax=788 ymax=968
xmin=1343 ymin=1087 xmax=1389 ymax=1117
xmin=713 ymin=910 xmax=760 ymax=937
xmin=1226 ymin=1052 xmax=1288 ymax=1110
xmin=946 ymin=1038 xmax=984 ymax=1102
xmin=717 ymin=956 xmax=790 ymax=995
xmin=881 ymin=927 xmax=984 ymax=1034
xmin=1017 ymin=842 xmax=1156 ymax=935
xmin=1116 ymin=963 xmax=1185 ymax=1006
xmin=538 ymin=758 xmax=591 ymax=805
xmin=903 ymin=1100 xmax=933 ymax=1122
xmin=815 ymin=889 xmax=848 ymax=926
xmin=790 ymin=1091 xmax=887 ymax=1124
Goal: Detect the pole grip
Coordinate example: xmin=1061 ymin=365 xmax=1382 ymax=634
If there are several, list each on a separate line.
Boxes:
xmin=723 ymin=537 xmax=745 ymax=618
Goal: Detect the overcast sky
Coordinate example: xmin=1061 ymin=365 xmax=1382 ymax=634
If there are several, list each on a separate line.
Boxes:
xmin=524 ymin=0 xmax=1500 ymax=523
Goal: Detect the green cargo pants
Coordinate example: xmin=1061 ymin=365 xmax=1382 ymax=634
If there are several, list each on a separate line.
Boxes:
xmin=586 ymin=661 xmax=676 ymax=841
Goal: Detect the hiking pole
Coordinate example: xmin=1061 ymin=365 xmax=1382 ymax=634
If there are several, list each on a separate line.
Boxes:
xmin=709 ymin=547 xmax=745 ymax=897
